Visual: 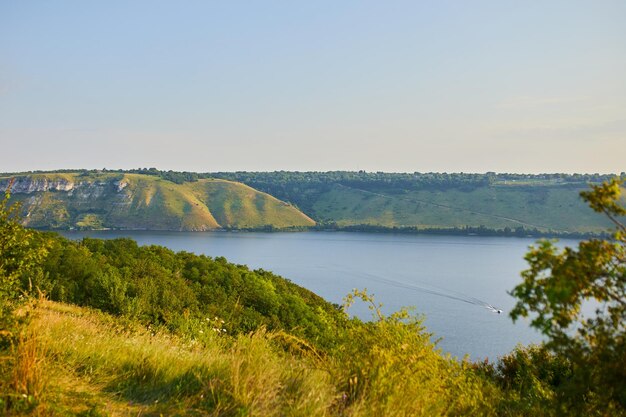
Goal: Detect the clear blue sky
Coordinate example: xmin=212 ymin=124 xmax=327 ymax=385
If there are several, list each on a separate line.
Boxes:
xmin=1 ymin=1 xmax=624 ymax=173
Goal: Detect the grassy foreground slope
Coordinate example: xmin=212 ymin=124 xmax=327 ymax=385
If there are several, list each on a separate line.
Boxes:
xmin=0 ymin=172 xmax=314 ymax=231
xmin=13 ymin=299 xmax=498 ymax=416
xmin=24 ymin=300 xmax=337 ymax=416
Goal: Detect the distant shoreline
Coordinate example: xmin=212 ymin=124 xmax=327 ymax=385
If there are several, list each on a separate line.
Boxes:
xmin=43 ymin=224 xmax=605 ymax=240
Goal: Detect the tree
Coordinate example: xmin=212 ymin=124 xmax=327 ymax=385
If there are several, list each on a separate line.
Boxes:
xmin=0 ymin=180 xmax=49 ymax=328
xmin=0 ymin=180 xmax=50 ymax=412
xmin=510 ymin=177 xmax=626 ymax=414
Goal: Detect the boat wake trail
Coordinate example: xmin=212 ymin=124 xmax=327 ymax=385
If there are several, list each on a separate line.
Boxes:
xmin=340 ymin=269 xmax=503 ymax=313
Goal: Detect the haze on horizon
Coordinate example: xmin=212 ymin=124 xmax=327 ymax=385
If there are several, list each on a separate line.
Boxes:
xmin=1 ymin=1 xmax=624 ymax=174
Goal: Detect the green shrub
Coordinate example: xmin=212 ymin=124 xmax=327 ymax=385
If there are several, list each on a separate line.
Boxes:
xmin=332 ymin=289 xmax=498 ymax=416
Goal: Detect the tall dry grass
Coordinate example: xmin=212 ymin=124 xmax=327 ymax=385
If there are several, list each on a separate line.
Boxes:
xmin=0 ymin=300 xmax=48 ymax=415
xmin=35 ymin=300 xmax=337 ymax=416
xmin=11 ymin=328 xmax=47 ymax=401
xmin=11 ymin=300 xmax=501 ymax=416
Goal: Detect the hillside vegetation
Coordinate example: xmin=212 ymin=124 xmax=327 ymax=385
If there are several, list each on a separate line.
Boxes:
xmin=31 ymin=233 xmax=342 ymax=349
xmin=2 ymin=182 xmax=625 ymax=416
xmin=0 ymin=172 xmax=314 ymax=231
xmin=2 ymin=169 xmax=624 ymax=234
xmin=308 ymin=183 xmax=612 ymax=232
xmin=211 ymin=171 xmax=625 ymax=234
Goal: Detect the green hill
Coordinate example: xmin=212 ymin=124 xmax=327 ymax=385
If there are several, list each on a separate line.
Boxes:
xmin=210 ymin=172 xmax=626 ymax=234
xmin=309 ymin=183 xmax=617 ymax=233
xmin=0 ymin=172 xmax=315 ymax=231
xmin=3 ymin=170 xmax=624 ymax=233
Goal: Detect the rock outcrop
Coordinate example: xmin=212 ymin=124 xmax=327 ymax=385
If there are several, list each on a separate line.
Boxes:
xmin=0 ymin=176 xmax=76 ymax=193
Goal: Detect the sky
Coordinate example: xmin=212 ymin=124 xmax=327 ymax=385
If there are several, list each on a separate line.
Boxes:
xmin=1 ymin=1 xmax=625 ymax=174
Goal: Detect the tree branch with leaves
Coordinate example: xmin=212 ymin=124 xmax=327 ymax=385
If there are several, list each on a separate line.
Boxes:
xmin=510 ymin=177 xmax=626 ymax=414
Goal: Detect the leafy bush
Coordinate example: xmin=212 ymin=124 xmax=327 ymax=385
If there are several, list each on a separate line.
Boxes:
xmin=331 ymin=290 xmax=498 ymax=416
xmin=476 ymin=344 xmax=572 ymax=416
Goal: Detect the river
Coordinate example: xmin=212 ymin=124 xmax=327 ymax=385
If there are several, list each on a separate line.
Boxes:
xmin=60 ymin=230 xmax=576 ymax=360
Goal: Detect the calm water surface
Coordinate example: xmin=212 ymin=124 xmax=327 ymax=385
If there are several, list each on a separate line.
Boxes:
xmin=60 ymin=231 xmax=577 ymax=360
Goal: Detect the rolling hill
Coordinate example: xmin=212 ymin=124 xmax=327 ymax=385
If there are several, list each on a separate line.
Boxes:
xmin=211 ymin=171 xmax=625 ymax=234
xmin=2 ymin=170 xmax=624 ymax=233
xmin=0 ymin=172 xmax=315 ymax=231
xmin=308 ymin=182 xmax=617 ymax=233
